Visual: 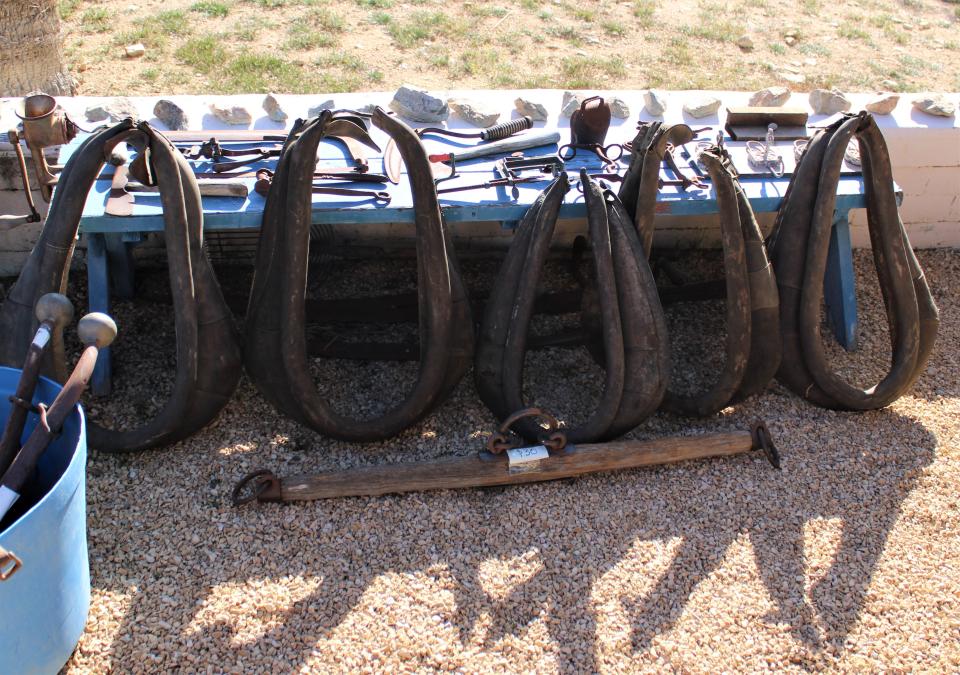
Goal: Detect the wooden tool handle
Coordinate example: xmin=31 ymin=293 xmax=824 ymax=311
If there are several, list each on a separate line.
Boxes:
xmin=248 ymin=430 xmax=763 ymax=502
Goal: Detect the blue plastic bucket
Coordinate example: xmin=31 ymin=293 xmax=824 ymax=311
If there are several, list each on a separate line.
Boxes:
xmin=0 ymin=366 xmax=89 ymax=674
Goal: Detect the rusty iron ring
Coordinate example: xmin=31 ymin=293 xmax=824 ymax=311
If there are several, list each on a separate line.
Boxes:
xmin=231 ymin=469 xmax=280 ymax=506
xmin=487 ymin=407 xmax=567 ymax=454
xmin=750 ymin=420 xmax=781 ymax=469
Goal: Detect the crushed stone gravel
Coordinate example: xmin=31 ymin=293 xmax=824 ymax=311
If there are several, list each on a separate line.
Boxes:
xmin=60 ymin=248 xmax=959 ymax=673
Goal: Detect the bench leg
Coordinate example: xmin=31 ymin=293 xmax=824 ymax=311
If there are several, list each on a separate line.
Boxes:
xmin=86 ymin=233 xmax=112 ymax=396
xmin=104 ymin=232 xmax=136 ymax=300
xmin=823 ymin=209 xmax=858 ymax=351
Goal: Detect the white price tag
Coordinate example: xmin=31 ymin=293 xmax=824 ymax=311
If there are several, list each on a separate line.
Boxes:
xmin=506 ymin=445 xmax=549 ymax=471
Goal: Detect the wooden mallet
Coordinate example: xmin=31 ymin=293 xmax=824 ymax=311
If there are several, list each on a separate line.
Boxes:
xmin=0 ymin=293 xmax=74 ymax=476
xmin=0 ymin=313 xmax=117 ymax=523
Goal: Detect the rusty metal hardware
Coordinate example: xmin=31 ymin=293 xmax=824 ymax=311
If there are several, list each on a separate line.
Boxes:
xmin=570 ymin=96 xmax=610 ymax=146
xmin=486 ymin=407 xmax=567 ymax=454
xmin=418 ymin=116 xmax=533 ymax=141
xmin=14 ymin=94 xmax=79 ymax=201
xmin=558 ymin=142 xmax=623 ymax=171
xmin=495 ymin=153 xmax=565 ymax=181
xmin=750 ymin=420 xmax=781 ymax=469
xmin=231 ymin=469 xmax=281 ymax=506
xmin=246 ymin=168 xmax=387 ymax=183
xmin=437 ymin=175 xmax=542 ymax=199
xmin=0 ymin=545 xmax=22 ymax=581
xmin=5 ymin=129 xmax=42 ymax=226
xmin=253 ymin=169 xmax=391 ymax=202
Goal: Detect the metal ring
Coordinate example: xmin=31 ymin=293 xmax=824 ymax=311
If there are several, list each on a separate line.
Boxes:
xmin=231 ymin=470 xmax=278 ymax=506
xmin=750 ymin=420 xmax=781 ymax=469
xmin=487 ymin=407 xmax=568 ymax=454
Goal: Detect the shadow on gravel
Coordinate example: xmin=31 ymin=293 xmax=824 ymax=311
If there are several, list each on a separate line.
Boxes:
xmin=91 ymin=406 xmax=936 ymax=672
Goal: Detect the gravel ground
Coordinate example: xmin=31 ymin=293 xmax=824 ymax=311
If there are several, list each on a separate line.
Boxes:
xmin=61 ymin=248 xmax=959 ymax=673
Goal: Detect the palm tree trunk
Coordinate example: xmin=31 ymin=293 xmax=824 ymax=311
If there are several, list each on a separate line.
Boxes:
xmin=0 ymin=0 xmax=74 ymax=96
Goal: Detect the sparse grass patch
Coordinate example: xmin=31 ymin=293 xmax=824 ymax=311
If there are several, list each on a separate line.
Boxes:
xmin=633 ymin=0 xmax=655 ymax=26
xmin=58 ymin=0 xmax=80 ymax=21
xmin=602 ymin=21 xmax=626 ymax=36
xmin=572 ymin=7 xmax=596 ymax=22
xmin=174 ymin=36 xmax=227 ymax=73
xmin=191 ymin=1 xmax=229 ymax=18
xmin=838 ymin=22 xmax=872 ymax=43
xmin=153 ymin=10 xmax=191 ymax=36
xmin=285 ymin=23 xmax=336 ymax=50
xmin=558 ymin=54 xmax=625 ymax=87
xmin=768 ymin=42 xmax=786 ymax=55
xmin=883 ymin=26 xmax=910 ymax=45
xmin=141 ymin=67 xmax=160 ymax=82
xmin=387 ymin=11 xmax=466 ymax=48
xmin=222 ymin=53 xmax=312 ymax=93
xmin=797 ymin=41 xmax=830 ymax=56
xmin=467 ymin=5 xmax=509 ymax=18
xmin=801 ymin=0 xmax=819 ymax=13
xmin=113 ymin=25 xmax=168 ymax=50
xmin=354 ymin=0 xmax=392 ymax=6
xmin=546 ymin=24 xmax=583 ymax=44
xmin=520 ymin=0 xmax=540 ymax=9
xmin=307 ymin=7 xmax=347 ymax=31
xmin=681 ymin=18 xmax=739 ymax=42
xmin=370 ymin=11 xmax=392 ymax=24
xmin=315 ymin=50 xmax=365 ymax=70
xmin=448 ymin=48 xmax=500 ymax=78
xmin=81 ymin=8 xmax=110 ymax=33
xmin=665 ymin=36 xmax=694 ymax=66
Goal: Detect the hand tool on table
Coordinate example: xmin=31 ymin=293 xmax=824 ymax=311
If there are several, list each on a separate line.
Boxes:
xmin=253 ymin=169 xmax=391 ymax=203
xmin=436 ymin=175 xmax=544 ymax=199
xmin=427 ymin=130 xmax=561 ymax=164
xmin=2 ymin=130 xmax=42 ymax=228
xmin=0 ymin=294 xmax=74 ymax=477
xmin=382 ymin=117 xmax=537 ymax=184
xmin=105 ymin=164 xmax=248 ymax=216
xmin=495 ymin=154 xmax=565 ymax=180
xmin=232 ymin=416 xmax=779 ymax=504
xmin=724 ymin=107 xmax=808 ymax=141
xmin=0 ymin=313 xmax=116 ymax=523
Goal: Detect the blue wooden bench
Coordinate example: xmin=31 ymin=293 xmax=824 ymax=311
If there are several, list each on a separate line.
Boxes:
xmin=65 ymin=128 xmax=877 ymax=395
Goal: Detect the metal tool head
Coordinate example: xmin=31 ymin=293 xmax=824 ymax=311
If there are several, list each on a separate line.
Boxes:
xmin=323 ymin=118 xmax=382 ymax=154
xmin=34 ymin=293 xmax=74 ymax=329
xmin=77 ymin=312 xmax=118 ymax=348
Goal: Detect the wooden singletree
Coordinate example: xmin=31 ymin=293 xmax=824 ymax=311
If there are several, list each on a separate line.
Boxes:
xmin=0 ymin=0 xmax=74 ymax=96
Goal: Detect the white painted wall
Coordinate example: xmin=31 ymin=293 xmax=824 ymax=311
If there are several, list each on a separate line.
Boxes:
xmin=0 ymin=90 xmax=956 ymax=275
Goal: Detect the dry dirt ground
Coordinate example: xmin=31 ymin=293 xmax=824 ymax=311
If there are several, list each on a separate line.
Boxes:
xmin=58 ymin=0 xmax=960 ymax=96
xmin=56 ymin=248 xmax=960 ymax=673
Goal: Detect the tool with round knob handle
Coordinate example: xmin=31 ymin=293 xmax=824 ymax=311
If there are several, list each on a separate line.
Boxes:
xmin=0 ymin=294 xmax=75 ymax=476
xmin=0 ymin=313 xmax=117 ymax=523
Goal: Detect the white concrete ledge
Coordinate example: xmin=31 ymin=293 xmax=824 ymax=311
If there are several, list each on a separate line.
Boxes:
xmin=0 ymin=90 xmax=956 ymax=275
